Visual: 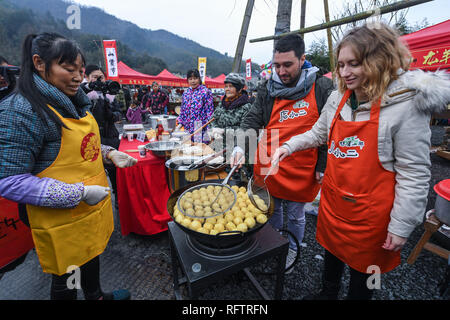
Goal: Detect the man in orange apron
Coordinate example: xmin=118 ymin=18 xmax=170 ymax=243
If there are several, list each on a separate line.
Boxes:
xmin=231 ymin=34 xmax=333 ymax=271
xmin=271 ymin=22 xmax=449 ymax=300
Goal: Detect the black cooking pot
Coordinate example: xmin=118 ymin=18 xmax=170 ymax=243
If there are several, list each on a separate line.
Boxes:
xmin=165 ymin=156 xmax=207 ymax=194
xmin=167 ymin=179 xmax=275 ymax=248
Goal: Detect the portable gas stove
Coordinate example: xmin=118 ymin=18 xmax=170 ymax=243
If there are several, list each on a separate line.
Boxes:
xmin=168 ymin=221 xmax=289 ymax=300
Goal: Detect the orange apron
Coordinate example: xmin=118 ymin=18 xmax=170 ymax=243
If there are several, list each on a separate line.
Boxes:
xmin=317 ymin=90 xmax=400 ymax=274
xmin=254 ymin=83 xmax=320 ymax=202
xmin=26 ymin=106 xmax=113 ymax=275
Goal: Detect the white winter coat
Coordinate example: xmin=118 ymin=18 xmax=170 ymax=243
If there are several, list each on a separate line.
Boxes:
xmin=283 ymin=69 xmax=450 ymax=238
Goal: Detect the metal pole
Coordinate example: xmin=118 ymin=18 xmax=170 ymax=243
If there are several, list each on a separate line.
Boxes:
xmin=323 ymin=0 xmax=335 ymax=76
xmin=249 ymin=0 xmax=434 ymax=43
xmin=232 ymin=0 xmax=255 ymax=73
xmin=300 ymin=0 xmax=306 ymax=38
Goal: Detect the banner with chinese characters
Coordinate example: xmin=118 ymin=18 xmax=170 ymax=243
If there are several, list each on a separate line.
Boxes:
xmin=410 ymin=46 xmax=450 ymax=71
xmin=246 ymin=59 xmax=252 ymax=80
xmin=103 ymin=40 xmax=120 ymax=81
xmin=0 ymin=197 xmax=34 ymax=269
xmin=198 ymin=57 xmax=207 ymax=84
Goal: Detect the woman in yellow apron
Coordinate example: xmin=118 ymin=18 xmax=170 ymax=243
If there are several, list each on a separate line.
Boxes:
xmin=0 ymin=33 xmax=137 ymax=300
xmin=272 ymin=23 xmax=450 ymax=299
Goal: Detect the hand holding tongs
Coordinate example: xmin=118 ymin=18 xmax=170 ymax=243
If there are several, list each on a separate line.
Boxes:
xmin=187 ymin=148 xmax=226 ymax=170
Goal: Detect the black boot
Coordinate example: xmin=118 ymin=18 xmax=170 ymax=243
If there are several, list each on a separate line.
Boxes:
xmin=302 ymin=280 xmax=340 ymax=300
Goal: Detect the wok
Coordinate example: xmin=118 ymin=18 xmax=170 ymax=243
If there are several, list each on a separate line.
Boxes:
xmin=167 ymin=179 xmax=275 ymax=248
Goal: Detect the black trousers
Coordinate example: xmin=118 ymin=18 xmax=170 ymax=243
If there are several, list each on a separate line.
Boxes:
xmin=323 ymin=249 xmax=374 ymax=300
xmin=50 ymin=256 xmax=103 ymax=300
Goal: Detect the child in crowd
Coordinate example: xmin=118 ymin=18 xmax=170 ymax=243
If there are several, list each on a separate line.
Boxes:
xmin=126 ymin=100 xmax=148 ymax=124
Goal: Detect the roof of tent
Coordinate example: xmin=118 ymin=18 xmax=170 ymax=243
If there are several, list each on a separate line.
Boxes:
xmin=204 ymin=76 xmax=224 ymax=88
xmin=401 ymin=19 xmax=450 ymax=50
xmin=213 ymin=74 xmax=226 ymax=82
xmin=156 ymin=69 xmax=184 ymax=81
xmin=117 ymin=61 xmax=156 ymax=85
xmin=154 ymin=69 xmax=186 ymax=87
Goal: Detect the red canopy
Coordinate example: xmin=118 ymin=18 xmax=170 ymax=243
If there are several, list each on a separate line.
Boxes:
xmin=204 ymin=76 xmax=225 ymax=88
xmin=117 ymin=63 xmax=225 ymax=88
xmin=213 ymin=74 xmax=226 ymax=82
xmin=401 ymin=19 xmax=450 ymax=71
xmin=117 ymin=61 xmax=156 ymax=86
xmin=155 ymin=69 xmax=186 ymax=87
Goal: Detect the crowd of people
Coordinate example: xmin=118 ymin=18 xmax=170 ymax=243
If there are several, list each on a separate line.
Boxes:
xmin=0 ymin=20 xmax=449 ymax=301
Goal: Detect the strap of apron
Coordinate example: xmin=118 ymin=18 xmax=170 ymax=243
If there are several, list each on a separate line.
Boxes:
xmin=328 ymin=91 xmax=382 ymax=144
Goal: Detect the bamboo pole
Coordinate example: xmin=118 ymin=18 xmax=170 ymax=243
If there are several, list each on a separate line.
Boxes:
xmin=249 ymin=0 xmax=434 ymax=43
xmin=300 ymin=0 xmax=307 ymax=38
xmin=323 ymin=0 xmax=335 ymax=77
xmin=232 ymin=0 xmax=255 ymax=73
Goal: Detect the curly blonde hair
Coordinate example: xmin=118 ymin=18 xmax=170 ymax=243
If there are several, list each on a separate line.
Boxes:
xmin=335 ymin=23 xmax=412 ymax=101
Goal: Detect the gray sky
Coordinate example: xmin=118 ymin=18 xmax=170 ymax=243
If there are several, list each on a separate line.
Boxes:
xmin=71 ymin=0 xmax=449 ymax=65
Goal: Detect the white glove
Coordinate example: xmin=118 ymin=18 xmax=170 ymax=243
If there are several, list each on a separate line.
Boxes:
xmin=230 ymin=146 xmax=245 ymax=168
xmin=82 ymin=185 xmax=110 ymax=206
xmin=211 ymin=127 xmax=225 ymax=140
xmin=107 ymin=150 xmax=138 ymax=168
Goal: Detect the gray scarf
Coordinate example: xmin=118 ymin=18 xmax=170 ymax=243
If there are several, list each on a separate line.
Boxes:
xmin=267 ymin=66 xmax=319 ymax=100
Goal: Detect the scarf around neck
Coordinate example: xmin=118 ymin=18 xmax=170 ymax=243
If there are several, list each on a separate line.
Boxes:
xmin=267 ymin=62 xmax=319 ymax=101
xmin=222 ymin=91 xmax=250 ymax=110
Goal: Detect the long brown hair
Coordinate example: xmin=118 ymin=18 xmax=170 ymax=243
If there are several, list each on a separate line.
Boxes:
xmin=335 ymin=23 xmax=412 ymax=101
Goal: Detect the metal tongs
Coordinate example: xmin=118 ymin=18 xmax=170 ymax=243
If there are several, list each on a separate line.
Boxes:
xmin=186 ymin=148 xmax=226 ymax=170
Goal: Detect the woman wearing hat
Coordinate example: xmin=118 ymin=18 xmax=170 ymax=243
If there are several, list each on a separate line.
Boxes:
xmin=210 ymin=73 xmax=252 ymax=178
xmin=211 ymin=73 xmax=252 ymax=145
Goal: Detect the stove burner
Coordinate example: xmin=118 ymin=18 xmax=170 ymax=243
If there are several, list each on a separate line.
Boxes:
xmin=186 ymin=234 xmax=258 ymax=260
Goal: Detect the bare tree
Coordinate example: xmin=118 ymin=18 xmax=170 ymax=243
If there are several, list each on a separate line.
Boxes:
xmin=329 ymin=0 xmax=410 ymax=42
xmin=274 ymin=0 xmax=293 ymax=49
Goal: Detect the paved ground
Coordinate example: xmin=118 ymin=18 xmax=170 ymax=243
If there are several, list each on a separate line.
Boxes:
xmin=0 ymin=125 xmax=449 ymax=300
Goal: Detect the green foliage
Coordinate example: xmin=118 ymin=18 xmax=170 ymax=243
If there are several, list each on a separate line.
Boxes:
xmin=306 ymin=39 xmax=331 ymax=73
xmin=395 ymin=17 xmax=430 ymax=35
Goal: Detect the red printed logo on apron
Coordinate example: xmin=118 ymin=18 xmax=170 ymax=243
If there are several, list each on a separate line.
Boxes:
xmin=80 ymin=133 xmax=100 ymax=162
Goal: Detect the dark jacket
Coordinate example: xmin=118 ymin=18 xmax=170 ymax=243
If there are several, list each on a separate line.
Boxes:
xmin=241 ymin=75 xmax=334 ymax=173
xmin=90 ymin=96 xmax=122 ymax=149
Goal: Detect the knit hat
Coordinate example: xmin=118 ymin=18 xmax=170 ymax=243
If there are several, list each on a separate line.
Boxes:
xmin=224 ymin=73 xmax=246 ymax=91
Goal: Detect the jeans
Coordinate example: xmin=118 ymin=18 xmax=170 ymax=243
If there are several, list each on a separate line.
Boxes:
xmin=268 ymin=197 xmax=306 ymax=251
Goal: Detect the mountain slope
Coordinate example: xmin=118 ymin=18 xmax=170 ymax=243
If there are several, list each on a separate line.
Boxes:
xmin=4 ymin=0 xmax=248 ymax=76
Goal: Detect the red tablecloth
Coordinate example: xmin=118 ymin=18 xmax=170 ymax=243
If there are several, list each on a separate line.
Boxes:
xmin=117 ymin=139 xmax=172 ymax=236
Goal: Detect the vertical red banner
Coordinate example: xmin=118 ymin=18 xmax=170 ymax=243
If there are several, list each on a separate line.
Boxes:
xmin=103 ymin=40 xmax=120 ymax=81
xmin=0 ymin=197 xmax=34 ymax=269
xmin=246 ymin=59 xmax=252 ymax=81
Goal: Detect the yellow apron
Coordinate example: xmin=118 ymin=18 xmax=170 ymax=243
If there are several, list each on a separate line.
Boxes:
xmin=26 ymin=106 xmax=114 ymax=275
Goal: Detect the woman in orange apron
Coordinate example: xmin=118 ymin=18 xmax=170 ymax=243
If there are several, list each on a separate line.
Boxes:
xmin=0 ymin=33 xmax=137 ymax=299
xmin=271 ymin=23 xmax=450 ymax=299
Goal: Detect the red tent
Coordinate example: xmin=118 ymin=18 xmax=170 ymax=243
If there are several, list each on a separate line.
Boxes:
xmin=155 ymin=69 xmax=186 ymax=87
xmin=213 ymin=74 xmax=226 ymax=82
xmin=117 ymin=61 xmax=156 ymax=86
xmin=401 ymin=19 xmax=450 ymax=71
xmin=204 ymin=76 xmax=225 ymax=89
